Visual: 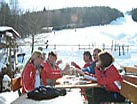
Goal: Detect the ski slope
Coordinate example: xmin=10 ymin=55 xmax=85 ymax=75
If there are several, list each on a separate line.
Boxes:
xmin=17 ymin=14 xmax=137 ymax=68
xmin=31 ymin=14 xmax=137 ymax=67
xmin=0 ymin=14 xmax=137 ymax=104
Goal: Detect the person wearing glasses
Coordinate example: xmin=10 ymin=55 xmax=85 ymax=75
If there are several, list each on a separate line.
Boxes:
xmin=78 ymin=51 xmax=125 ymax=104
xmin=78 ymin=48 xmax=102 ymax=75
xmin=21 ymin=51 xmax=46 ymax=94
xmin=75 ymin=48 xmax=102 ymax=103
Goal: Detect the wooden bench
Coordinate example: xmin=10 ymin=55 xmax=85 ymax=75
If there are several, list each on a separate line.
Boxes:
xmin=11 ymin=70 xmax=137 ymax=103
xmin=123 ymin=66 xmax=137 ymax=74
xmin=120 ymin=66 xmax=137 ymax=103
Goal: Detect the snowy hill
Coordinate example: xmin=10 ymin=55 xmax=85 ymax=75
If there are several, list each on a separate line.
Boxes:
xmin=26 ymin=14 xmax=137 ymax=67
xmin=0 ymin=14 xmax=137 ymax=104
xmin=14 ymin=14 xmax=137 ymax=69
xmin=32 ymin=14 xmax=137 ymax=46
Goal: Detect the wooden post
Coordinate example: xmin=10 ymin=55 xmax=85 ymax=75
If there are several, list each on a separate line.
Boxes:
xmin=54 ymin=44 xmax=56 ymax=50
xmin=89 ymin=44 xmax=90 ymax=49
xmin=119 ymin=45 xmax=121 ymax=56
xmin=8 ymin=39 xmax=12 ymax=72
xmin=127 ymin=45 xmax=129 ymax=53
xmin=114 ymin=43 xmax=117 ymax=51
xmin=122 ymin=45 xmax=125 ymax=56
xmin=31 ymin=34 xmax=34 ymax=54
xmin=78 ymin=44 xmax=80 ymax=50
xmin=111 ymin=40 xmax=113 ymax=51
xmin=92 ymin=43 xmax=94 ymax=48
xmin=14 ymin=48 xmax=18 ymax=69
xmin=102 ymin=43 xmax=105 ymax=51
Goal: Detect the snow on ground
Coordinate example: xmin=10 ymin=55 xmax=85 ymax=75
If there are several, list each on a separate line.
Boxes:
xmin=11 ymin=89 xmax=83 ymax=104
xmin=31 ymin=14 xmax=137 ymax=67
xmin=1 ymin=14 xmax=137 ymax=104
xmin=11 ymin=14 xmax=137 ymax=69
xmin=0 ymin=91 xmax=19 ymax=104
xmin=33 ymin=14 xmax=137 ymax=46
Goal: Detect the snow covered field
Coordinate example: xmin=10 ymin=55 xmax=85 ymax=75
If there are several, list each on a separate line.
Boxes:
xmin=23 ymin=14 xmax=137 ymax=67
xmin=0 ymin=13 xmax=137 ymax=103
xmin=0 ymin=91 xmax=19 ymax=104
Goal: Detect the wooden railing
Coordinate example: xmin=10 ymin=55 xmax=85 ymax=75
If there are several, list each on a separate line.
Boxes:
xmin=120 ymin=66 xmax=137 ymax=103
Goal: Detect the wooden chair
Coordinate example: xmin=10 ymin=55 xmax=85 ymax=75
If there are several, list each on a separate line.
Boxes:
xmin=11 ymin=77 xmax=22 ymax=96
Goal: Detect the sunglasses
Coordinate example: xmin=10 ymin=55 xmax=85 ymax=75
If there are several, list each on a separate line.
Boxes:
xmin=38 ymin=56 xmax=44 ymax=60
xmin=93 ymin=54 xmax=98 ymax=56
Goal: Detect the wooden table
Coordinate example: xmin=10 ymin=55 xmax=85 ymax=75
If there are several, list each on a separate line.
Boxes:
xmin=55 ymin=75 xmax=100 ymax=88
xmin=11 ymin=76 xmax=100 ymax=104
xmin=55 ymin=83 xmax=100 ymax=89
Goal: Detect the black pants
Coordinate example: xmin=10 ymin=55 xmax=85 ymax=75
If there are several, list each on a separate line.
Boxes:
xmin=85 ymin=87 xmax=125 ymax=104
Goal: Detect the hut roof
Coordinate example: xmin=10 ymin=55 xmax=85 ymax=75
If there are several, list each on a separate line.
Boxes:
xmin=0 ymin=26 xmax=21 ymax=38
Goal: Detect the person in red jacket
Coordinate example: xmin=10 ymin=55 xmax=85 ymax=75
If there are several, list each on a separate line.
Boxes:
xmin=21 ymin=51 xmax=47 ymax=94
xmin=73 ymin=49 xmax=101 ymax=103
xmin=86 ymin=51 xmax=125 ymax=104
xmin=71 ymin=51 xmax=93 ymax=69
xmin=43 ymin=51 xmax=70 ymax=86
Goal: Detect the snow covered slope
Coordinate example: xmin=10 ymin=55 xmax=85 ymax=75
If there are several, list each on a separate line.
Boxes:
xmin=29 ymin=14 xmax=137 ymax=67
xmin=0 ymin=14 xmax=137 ymax=104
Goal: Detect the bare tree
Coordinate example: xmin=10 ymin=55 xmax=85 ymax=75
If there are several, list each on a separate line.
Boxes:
xmin=24 ymin=12 xmax=42 ymax=53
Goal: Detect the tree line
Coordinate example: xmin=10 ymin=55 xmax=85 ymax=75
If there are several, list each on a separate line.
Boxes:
xmin=0 ymin=2 xmax=124 ymax=38
xmin=131 ymin=8 xmax=137 ymax=22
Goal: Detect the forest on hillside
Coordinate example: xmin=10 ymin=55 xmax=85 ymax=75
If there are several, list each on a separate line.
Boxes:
xmin=131 ymin=8 xmax=137 ymax=22
xmin=0 ymin=2 xmax=124 ymax=38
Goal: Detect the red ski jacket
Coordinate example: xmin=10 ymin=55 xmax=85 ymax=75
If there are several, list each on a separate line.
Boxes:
xmin=21 ymin=63 xmax=47 ymax=94
xmin=95 ymin=64 xmax=123 ymax=92
xmin=43 ymin=61 xmax=62 ymax=80
xmin=75 ymin=60 xmax=93 ymax=69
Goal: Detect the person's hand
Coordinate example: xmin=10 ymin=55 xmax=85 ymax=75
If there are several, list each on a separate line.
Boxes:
xmin=71 ymin=61 xmax=77 ymax=67
xmin=63 ymin=64 xmax=70 ymax=74
xmin=76 ymin=69 xmax=84 ymax=75
xmin=84 ymin=72 xmax=90 ymax=75
xmin=65 ymin=64 xmax=70 ymax=70
xmin=56 ymin=60 xmax=62 ymax=65
xmin=96 ymin=61 xmax=104 ymax=71
xmin=96 ymin=61 xmax=101 ymax=68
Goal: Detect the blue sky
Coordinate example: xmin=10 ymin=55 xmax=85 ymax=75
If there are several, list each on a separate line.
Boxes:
xmin=1 ymin=0 xmax=137 ymax=12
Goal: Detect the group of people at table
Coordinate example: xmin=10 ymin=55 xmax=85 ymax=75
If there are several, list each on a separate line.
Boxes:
xmin=21 ymin=48 xmax=125 ymax=104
